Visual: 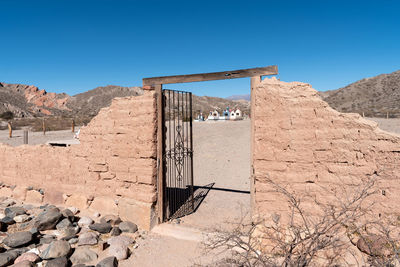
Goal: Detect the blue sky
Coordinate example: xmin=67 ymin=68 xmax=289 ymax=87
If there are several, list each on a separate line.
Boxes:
xmin=1 ymin=0 xmax=399 ymax=97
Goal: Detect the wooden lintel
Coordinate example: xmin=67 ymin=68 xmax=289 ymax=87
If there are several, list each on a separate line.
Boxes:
xmin=143 ymin=65 xmax=278 ymax=86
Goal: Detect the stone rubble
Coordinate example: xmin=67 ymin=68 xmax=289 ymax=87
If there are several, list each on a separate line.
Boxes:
xmin=0 ymin=197 xmax=143 ymax=266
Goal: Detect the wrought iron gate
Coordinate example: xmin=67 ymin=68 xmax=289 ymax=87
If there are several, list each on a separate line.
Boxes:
xmin=162 ymin=89 xmax=194 ymax=221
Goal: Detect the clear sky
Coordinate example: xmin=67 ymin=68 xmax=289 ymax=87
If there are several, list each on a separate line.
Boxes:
xmin=1 ymin=0 xmax=399 ymax=97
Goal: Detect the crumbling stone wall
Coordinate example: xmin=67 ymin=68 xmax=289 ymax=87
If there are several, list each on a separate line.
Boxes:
xmin=0 ymin=90 xmax=157 ymax=229
xmin=252 ymin=77 xmax=400 ymax=220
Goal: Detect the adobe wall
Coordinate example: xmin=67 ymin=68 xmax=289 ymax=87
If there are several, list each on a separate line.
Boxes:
xmin=0 ymin=90 xmax=158 ymax=230
xmin=252 ymin=77 xmax=400 ymax=220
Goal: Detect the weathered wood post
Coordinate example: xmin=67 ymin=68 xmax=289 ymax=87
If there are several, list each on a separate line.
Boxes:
xmin=72 ymin=119 xmax=75 ymax=133
xmin=362 ymin=112 xmax=365 ymax=118
xmin=42 ymin=118 xmax=46 ymax=135
xmin=23 ymin=130 xmax=28 ymax=144
xmin=387 ymin=112 xmax=389 ymax=119
xmin=8 ymin=122 xmax=12 ymax=138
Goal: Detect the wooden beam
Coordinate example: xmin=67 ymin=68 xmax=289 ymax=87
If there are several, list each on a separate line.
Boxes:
xmin=155 ymin=84 xmax=165 ymax=223
xmin=143 ymin=65 xmax=278 ymax=86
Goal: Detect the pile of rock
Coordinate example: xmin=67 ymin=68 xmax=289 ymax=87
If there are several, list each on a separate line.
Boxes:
xmin=0 ymin=197 xmax=142 ymax=266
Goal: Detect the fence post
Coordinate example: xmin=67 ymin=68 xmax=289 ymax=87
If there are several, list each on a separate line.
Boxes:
xmin=387 ymin=112 xmax=389 ymax=119
xmin=42 ymin=118 xmax=46 ymax=135
xmin=8 ymin=122 xmax=12 ymax=138
xmin=72 ymin=119 xmax=75 ymax=133
xmin=23 ymin=130 xmax=28 ymax=144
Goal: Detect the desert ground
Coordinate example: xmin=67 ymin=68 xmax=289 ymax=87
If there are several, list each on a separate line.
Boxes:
xmin=0 ymin=129 xmax=79 ymax=146
xmin=0 ymin=117 xmax=399 ymax=266
xmin=366 ymin=117 xmax=400 ymax=135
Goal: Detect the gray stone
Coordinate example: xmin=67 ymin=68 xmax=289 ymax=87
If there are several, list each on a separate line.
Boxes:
xmin=40 ymin=240 xmax=71 ymax=259
xmin=14 ymin=252 xmax=39 ymax=263
xmin=9 ymin=260 xmax=33 ymax=266
xmin=8 ymin=248 xmax=28 ymax=257
xmin=29 ymin=227 xmax=39 ymax=235
xmin=40 ymin=236 xmax=56 ymax=245
xmin=89 ymin=223 xmax=112 ymax=234
xmin=14 ymin=215 xmax=30 ymax=223
xmin=100 ymin=215 xmax=121 ymax=226
xmin=5 ymin=207 xmax=26 ymax=218
xmin=0 ymin=252 xmax=18 ymax=266
xmin=60 ymin=226 xmax=80 ymax=240
xmin=56 ymin=218 xmax=72 ymax=230
xmin=33 ymin=208 xmax=62 ymax=231
xmin=68 ymin=237 xmax=79 ymax=244
xmin=78 ymin=232 xmax=98 ymax=246
xmin=108 ymin=244 xmax=129 ymax=260
xmin=96 ymin=256 xmax=118 ymax=267
xmin=70 ymin=247 xmax=98 ymax=265
xmin=77 ymin=217 xmax=93 ymax=227
xmin=61 ymin=209 xmax=75 ymax=222
xmin=45 ymin=256 xmax=68 ymax=267
xmin=1 ymin=216 xmax=15 ymax=225
xmin=107 ymin=236 xmax=134 ymax=247
xmin=118 ymin=221 xmax=137 ymax=233
xmin=3 ymin=231 xmax=33 ymax=248
xmin=356 ymin=234 xmax=391 ymax=257
xmin=110 ymin=227 xmax=121 ymax=236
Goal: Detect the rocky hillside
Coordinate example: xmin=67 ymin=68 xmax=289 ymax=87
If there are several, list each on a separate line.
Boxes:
xmin=321 ymin=70 xmax=400 ymax=117
xmin=0 ymin=82 xmax=250 ymax=119
xmin=66 ymin=86 xmax=143 ymax=117
xmin=0 ymin=83 xmax=70 ymax=117
xmin=226 ymin=94 xmax=251 ymax=101
xmin=193 ymin=95 xmax=249 ymax=116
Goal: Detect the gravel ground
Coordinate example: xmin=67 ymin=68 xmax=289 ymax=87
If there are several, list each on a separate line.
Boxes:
xmin=125 ymin=120 xmax=251 ymax=266
xmin=180 ymin=119 xmax=251 ymax=231
xmin=365 ymin=117 xmax=400 ymax=135
xmin=0 ymin=128 xmax=80 ymax=146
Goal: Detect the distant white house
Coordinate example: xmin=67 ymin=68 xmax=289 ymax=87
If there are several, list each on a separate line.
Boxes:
xmin=206 ymin=108 xmax=243 ymax=121
xmin=207 ymin=110 xmax=220 ymax=120
xmin=230 ymin=109 xmax=243 ymax=120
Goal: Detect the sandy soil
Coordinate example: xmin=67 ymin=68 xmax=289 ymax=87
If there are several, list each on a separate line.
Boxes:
xmin=0 ymin=128 xmax=80 ymax=146
xmin=365 ymin=117 xmax=400 ymax=135
xmin=180 ymin=120 xmax=251 ymax=231
xmin=126 ymin=120 xmax=251 ymax=266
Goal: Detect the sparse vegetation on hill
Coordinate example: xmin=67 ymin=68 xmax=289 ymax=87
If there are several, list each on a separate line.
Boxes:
xmin=321 ymin=70 xmax=400 ymax=117
xmin=0 ymin=82 xmax=250 ymax=130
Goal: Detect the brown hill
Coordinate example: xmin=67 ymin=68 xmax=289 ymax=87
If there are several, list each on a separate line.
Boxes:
xmin=67 ymin=85 xmax=143 ymax=116
xmin=0 ymin=82 xmax=69 ymax=117
xmin=321 ymin=70 xmax=400 ymax=117
xmin=0 ymin=82 xmax=250 ymax=120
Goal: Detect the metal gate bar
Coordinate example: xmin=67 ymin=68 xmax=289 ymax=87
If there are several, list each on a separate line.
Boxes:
xmin=163 ymin=89 xmax=194 ymax=221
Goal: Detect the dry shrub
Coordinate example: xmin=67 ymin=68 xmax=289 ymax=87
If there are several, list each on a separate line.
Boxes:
xmin=204 ymin=176 xmax=400 ymax=266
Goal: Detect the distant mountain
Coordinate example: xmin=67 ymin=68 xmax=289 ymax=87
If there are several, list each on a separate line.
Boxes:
xmin=67 ymin=86 xmax=143 ymax=116
xmin=0 ymin=82 xmax=70 ymax=117
xmin=193 ymin=95 xmax=250 ymax=115
xmin=226 ymin=94 xmax=251 ymax=101
xmin=0 ymin=82 xmax=250 ymax=119
xmin=321 ymin=70 xmax=400 ymax=117
xmin=0 ymin=82 xmax=142 ymax=118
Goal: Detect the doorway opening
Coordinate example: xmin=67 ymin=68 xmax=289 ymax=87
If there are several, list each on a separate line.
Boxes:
xmin=143 ymin=65 xmax=278 ymax=226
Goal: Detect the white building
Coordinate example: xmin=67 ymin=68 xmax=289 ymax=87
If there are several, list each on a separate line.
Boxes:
xmin=230 ymin=109 xmax=243 ymax=120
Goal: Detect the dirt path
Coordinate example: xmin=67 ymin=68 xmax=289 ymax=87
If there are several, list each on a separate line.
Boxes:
xmin=0 ymin=128 xmax=79 ymax=146
xmin=179 ymin=119 xmax=251 ymax=231
xmin=366 ymin=117 xmax=400 ymax=135
xmin=124 ymin=120 xmax=251 ymax=266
